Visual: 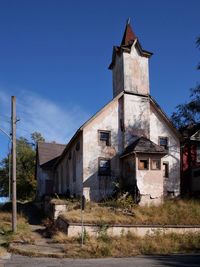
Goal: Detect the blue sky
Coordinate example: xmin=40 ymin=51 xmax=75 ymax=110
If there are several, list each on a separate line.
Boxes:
xmin=0 ymin=0 xmax=199 ymax=160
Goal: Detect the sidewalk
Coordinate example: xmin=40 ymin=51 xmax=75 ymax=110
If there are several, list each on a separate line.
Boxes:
xmin=9 ymin=225 xmax=67 ymax=258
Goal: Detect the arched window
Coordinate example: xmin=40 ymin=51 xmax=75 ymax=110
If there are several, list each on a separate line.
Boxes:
xmin=55 ymin=170 xmax=59 ymax=193
xmin=66 ymin=161 xmax=69 ymax=188
xmin=61 ymin=165 xmax=64 ymax=193
xmin=73 ymin=152 xmax=76 ymax=182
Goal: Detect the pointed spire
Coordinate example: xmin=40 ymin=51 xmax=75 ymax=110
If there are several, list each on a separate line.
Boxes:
xmin=121 ymin=18 xmax=137 ymax=46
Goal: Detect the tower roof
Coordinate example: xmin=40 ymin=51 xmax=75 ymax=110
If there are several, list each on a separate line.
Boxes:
xmin=121 ymin=19 xmax=137 ymax=46
xmin=109 ymin=19 xmax=153 ymax=70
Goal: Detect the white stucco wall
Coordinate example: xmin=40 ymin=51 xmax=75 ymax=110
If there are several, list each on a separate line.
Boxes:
xmin=112 ymin=44 xmax=149 ymax=98
xmin=123 ymin=45 xmax=149 ymax=95
xmin=83 ymin=96 xmax=122 ymax=201
xmin=124 ymin=93 xmax=150 ymax=147
xmin=149 ymin=104 xmax=180 ymax=195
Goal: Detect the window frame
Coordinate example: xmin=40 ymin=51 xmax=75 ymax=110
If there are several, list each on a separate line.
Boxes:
xmin=98 ymin=157 xmax=111 ymax=176
xmin=151 ymin=159 xmax=161 ymax=170
xmin=138 ymin=158 xmax=149 ymax=170
xmin=158 ymin=136 xmax=169 ymax=150
xmin=98 ymin=130 xmax=111 ymax=146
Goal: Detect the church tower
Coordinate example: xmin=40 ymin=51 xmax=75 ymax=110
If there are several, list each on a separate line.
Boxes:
xmin=109 ymin=20 xmax=153 ymax=98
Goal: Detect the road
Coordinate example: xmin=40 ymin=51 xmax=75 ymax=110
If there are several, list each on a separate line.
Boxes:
xmin=0 ymin=254 xmax=200 ymax=267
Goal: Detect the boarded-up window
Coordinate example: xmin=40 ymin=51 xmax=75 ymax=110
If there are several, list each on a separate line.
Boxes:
xmin=159 ymin=137 xmax=168 ymax=150
xmin=138 ymin=159 xmax=148 ymax=170
xmin=163 ymin=162 xmax=169 ymax=177
xmin=98 ymin=158 xmax=111 ymax=176
xmin=151 ymin=159 xmax=161 ymax=170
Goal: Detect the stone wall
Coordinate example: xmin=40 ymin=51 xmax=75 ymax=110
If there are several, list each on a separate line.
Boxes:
xmin=56 ymin=217 xmax=200 ymax=237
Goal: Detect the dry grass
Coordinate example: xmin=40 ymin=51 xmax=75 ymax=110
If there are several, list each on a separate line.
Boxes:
xmin=52 ymin=231 xmax=200 ymax=258
xmin=0 ymin=246 xmax=7 ymax=257
xmin=0 ymin=211 xmax=35 ymax=245
xmin=60 ymin=199 xmax=200 ymax=225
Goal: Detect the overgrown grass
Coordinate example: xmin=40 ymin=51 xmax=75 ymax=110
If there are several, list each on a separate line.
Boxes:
xmin=52 ymin=231 xmax=200 ymax=258
xmin=60 ymin=199 xmax=200 ymax=225
xmin=0 ymin=246 xmax=7 ymax=257
xmin=0 ymin=211 xmax=35 ymax=246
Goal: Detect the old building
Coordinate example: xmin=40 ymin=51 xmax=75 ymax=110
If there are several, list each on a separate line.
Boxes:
xmin=36 ymin=142 xmax=65 ymax=198
xmin=51 ymin=21 xmax=181 ymax=205
xmin=181 ymin=123 xmax=200 ymax=195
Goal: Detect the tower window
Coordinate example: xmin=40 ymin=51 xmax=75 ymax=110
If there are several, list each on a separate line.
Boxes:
xmin=159 ymin=137 xmax=168 ymax=150
xmin=98 ymin=158 xmax=111 ymax=176
xmin=99 ymin=130 xmax=111 ymax=146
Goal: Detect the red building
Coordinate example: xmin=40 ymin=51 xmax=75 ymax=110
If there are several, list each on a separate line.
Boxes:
xmin=181 ymin=124 xmax=200 ymax=195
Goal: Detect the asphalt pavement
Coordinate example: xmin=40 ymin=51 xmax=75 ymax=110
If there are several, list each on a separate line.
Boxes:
xmin=0 ymin=254 xmax=200 ymax=267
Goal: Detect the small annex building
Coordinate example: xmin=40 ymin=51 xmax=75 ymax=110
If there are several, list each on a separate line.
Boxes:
xmin=36 ymin=21 xmax=181 ymax=205
xmin=36 ymin=142 xmax=65 ymax=198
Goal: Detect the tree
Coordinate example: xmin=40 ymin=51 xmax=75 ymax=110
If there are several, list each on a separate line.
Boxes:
xmin=0 ymin=132 xmax=45 ymax=200
xmin=171 ymin=37 xmax=200 ymax=128
xmin=31 ymin=131 xmax=45 ymax=147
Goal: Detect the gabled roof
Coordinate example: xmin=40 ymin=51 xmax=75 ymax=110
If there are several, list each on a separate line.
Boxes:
xmin=54 ymin=92 xmax=124 ymax=167
xmin=120 ymin=137 xmax=167 ymax=158
xmin=149 ymin=95 xmax=182 ymax=140
xmin=180 ymin=123 xmax=200 ymax=140
xmin=109 ymin=20 xmax=153 ymax=70
xmin=37 ymin=142 xmax=66 ymax=168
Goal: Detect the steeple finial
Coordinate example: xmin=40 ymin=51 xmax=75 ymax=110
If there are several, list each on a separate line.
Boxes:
xmin=127 ymin=17 xmax=131 ymax=25
xmin=121 ymin=18 xmax=136 ymax=46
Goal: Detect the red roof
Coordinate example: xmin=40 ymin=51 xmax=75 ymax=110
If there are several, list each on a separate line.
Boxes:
xmin=108 ymin=20 xmax=153 ymax=70
xmin=121 ymin=21 xmax=137 ymax=46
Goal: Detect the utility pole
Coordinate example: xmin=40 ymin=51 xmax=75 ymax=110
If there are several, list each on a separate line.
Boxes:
xmin=11 ymin=96 xmax=17 ymax=232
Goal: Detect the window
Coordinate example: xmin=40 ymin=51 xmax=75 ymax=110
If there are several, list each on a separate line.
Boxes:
xmin=138 ymin=159 xmax=149 ymax=170
xmin=99 ymin=130 xmax=111 ymax=146
xmin=197 ymin=144 xmax=200 ymax=162
xmin=159 ymin=137 xmax=168 ymax=150
xmin=76 ymin=141 xmax=80 ymax=151
xmin=151 ymin=159 xmax=161 ymax=170
xmin=193 ymin=169 xmax=200 ymax=178
xmin=98 ymin=158 xmax=111 ymax=176
xmin=72 ymin=152 xmax=76 ymax=182
xmin=163 ymin=161 xmax=169 ymax=178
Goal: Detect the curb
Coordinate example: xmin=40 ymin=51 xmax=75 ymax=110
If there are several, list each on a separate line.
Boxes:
xmin=9 ymin=243 xmax=66 ymax=258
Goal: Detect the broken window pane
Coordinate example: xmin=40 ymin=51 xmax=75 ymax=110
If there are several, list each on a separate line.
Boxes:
xmin=99 ymin=159 xmax=111 ymax=175
xmin=159 ymin=137 xmax=168 ymax=150
xmin=99 ymin=131 xmax=110 ymax=146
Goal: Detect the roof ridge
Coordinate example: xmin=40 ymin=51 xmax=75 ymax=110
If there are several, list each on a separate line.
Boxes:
xmin=38 ymin=141 xmax=66 ymax=146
